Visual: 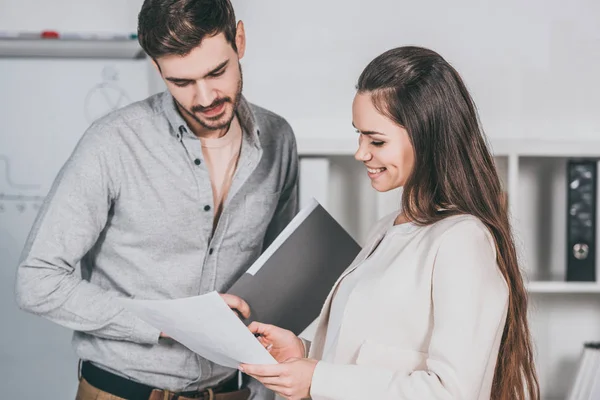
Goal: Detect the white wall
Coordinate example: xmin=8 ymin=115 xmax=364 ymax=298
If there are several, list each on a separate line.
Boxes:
xmin=232 ymin=0 xmax=600 ymax=141
xmin=0 ymin=0 xmax=144 ymax=33
xmin=10 ymin=0 xmax=594 ymax=142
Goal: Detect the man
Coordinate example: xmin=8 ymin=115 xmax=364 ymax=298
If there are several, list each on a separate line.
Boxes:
xmin=15 ymin=0 xmax=298 ymax=399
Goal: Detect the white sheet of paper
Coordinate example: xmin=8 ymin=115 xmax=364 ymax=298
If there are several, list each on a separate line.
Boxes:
xmin=119 ymin=291 xmax=277 ymax=368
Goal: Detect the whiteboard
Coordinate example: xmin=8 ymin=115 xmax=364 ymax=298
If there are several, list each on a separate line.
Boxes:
xmin=0 ymin=59 xmax=150 ymax=199
xmin=0 ymin=58 xmax=151 ymax=398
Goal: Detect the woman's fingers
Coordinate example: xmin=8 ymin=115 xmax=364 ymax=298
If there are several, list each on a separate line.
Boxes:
xmin=239 ymin=363 xmax=281 ymax=378
xmin=246 ymin=376 xmax=289 ymax=393
xmin=248 ymin=321 xmax=272 ymax=336
xmin=249 ymin=375 xmax=279 ymax=385
xmin=249 ymin=322 xmax=276 ymax=350
xmin=263 ymin=384 xmax=291 ymax=397
xmin=256 ymin=335 xmax=273 ymax=350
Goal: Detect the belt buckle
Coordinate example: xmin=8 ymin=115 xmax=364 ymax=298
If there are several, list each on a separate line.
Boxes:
xmin=202 ymin=388 xmax=215 ymax=400
xmin=169 ymin=387 xmax=213 ymax=400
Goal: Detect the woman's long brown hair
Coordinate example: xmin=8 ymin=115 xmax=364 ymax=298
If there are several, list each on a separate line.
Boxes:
xmin=357 ymin=46 xmax=540 ymax=400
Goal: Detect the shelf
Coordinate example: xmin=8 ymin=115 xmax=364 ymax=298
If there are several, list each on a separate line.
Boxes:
xmin=527 ymin=281 xmax=600 ymax=294
xmin=296 ymin=136 xmax=600 ymax=157
xmin=0 ymin=39 xmax=146 ymax=59
xmin=297 ymin=137 xmax=358 ymax=156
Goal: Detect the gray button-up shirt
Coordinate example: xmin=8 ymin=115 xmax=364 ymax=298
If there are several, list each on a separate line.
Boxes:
xmin=15 ymin=91 xmax=299 ymax=392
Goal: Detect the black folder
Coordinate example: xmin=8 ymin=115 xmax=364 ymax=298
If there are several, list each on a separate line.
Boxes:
xmin=227 ymin=199 xmax=361 ymax=335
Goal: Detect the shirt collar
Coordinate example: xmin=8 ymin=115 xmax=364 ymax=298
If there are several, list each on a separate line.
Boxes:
xmin=160 ymin=91 xmax=261 ymax=147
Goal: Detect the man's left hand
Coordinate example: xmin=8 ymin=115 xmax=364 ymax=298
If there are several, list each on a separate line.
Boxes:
xmin=219 ymin=293 xmax=251 ymax=319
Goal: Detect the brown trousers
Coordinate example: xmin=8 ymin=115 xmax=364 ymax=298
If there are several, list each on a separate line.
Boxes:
xmin=75 ymin=377 xmax=251 ymax=400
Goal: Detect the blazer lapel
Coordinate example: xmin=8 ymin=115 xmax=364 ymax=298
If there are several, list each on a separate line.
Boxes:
xmin=308 ymin=231 xmax=386 ymax=358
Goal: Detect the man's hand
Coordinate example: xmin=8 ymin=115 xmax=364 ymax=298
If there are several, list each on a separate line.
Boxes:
xmin=220 ymin=293 xmax=251 ymax=319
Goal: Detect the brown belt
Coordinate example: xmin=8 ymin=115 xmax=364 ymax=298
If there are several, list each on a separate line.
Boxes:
xmin=148 ymin=387 xmax=250 ymax=400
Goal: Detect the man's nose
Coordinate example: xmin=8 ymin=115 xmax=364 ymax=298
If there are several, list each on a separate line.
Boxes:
xmin=195 ymin=81 xmax=217 ymax=107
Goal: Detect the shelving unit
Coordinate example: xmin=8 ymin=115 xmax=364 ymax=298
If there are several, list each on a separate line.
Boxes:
xmin=527 ymin=281 xmax=600 ymax=294
xmin=296 ymin=136 xmax=600 ymax=399
xmin=297 ymin=137 xmax=600 ymax=158
xmin=0 ymin=39 xmax=145 ymax=59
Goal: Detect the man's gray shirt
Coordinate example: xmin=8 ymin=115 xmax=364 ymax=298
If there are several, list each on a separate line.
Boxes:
xmin=15 ymin=91 xmax=299 ymax=392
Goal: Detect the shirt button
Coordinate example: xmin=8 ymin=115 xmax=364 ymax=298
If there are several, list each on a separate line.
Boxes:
xmin=209 ymin=248 xmax=214 ymax=255
xmin=194 ymin=158 xmax=201 ymax=165
xmin=204 ymin=205 xmax=211 ymax=212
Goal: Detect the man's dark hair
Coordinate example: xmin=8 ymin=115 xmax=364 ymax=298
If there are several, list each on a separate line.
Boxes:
xmin=138 ymin=0 xmax=237 ymax=59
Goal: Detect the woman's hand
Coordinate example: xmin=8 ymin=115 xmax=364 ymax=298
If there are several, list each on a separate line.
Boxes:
xmin=240 ymin=358 xmax=318 ymax=400
xmin=248 ymin=321 xmax=305 ymax=362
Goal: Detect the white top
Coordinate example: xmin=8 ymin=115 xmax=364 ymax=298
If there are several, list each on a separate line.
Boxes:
xmin=322 ymin=221 xmax=419 ymax=361
xmin=322 ymin=254 xmax=370 ymax=360
xmin=308 ymin=213 xmax=509 ymax=400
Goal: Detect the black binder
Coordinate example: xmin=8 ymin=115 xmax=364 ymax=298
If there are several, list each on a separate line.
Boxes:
xmin=227 ymin=199 xmax=362 ymax=335
xmin=566 ymin=160 xmax=598 ymax=282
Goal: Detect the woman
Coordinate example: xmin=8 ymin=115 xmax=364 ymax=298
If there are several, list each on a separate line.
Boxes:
xmin=240 ymin=46 xmax=540 ymax=400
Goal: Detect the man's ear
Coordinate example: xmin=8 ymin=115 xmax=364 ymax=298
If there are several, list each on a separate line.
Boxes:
xmin=235 ymin=20 xmax=246 ymax=59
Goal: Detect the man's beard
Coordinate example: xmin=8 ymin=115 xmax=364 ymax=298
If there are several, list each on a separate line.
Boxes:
xmin=178 ymin=66 xmax=244 ymax=132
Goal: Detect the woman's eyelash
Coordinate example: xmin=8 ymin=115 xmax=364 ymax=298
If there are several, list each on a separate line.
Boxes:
xmin=355 ymin=129 xmax=384 ymax=146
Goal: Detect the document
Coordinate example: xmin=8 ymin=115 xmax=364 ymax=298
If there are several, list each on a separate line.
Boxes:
xmin=120 ymin=291 xmax=276 ymax=368
xmin=120 ymin=199 xmax=359 ymax=368
xmin=228 ymin=198 xmax=362 ymax=335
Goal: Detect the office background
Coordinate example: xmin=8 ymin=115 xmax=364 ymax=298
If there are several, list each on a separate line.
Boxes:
xmin=1 ymin=0 xmax=600 ymax=398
